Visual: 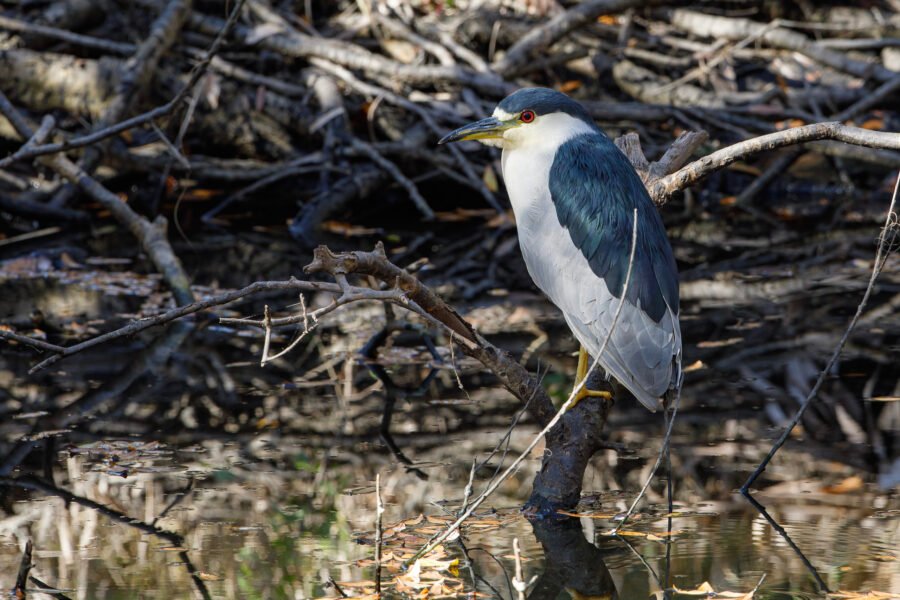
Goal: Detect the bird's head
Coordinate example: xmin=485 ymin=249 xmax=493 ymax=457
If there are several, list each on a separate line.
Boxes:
xmin=438 ymin=87 xmax=596 ymax=150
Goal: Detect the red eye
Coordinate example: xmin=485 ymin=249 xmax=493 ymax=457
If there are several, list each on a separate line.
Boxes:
xmin=520 ymin=110 xmax=536 ymax=123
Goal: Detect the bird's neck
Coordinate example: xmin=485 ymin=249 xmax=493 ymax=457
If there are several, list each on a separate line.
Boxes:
xmin=501 ymin=118 xmax=597 ymax=228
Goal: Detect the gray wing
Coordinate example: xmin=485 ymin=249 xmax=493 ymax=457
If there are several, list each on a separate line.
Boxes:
xmin=564 ymin=275 xmax=681 ymax=411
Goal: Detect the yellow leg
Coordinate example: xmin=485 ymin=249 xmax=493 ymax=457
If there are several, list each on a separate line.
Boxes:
xmin=571 ymin=346 xmax=613 ymax=407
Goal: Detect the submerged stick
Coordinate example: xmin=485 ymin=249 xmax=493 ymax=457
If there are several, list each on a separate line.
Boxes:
xmin=14 ymin=539 xmax=33 ymax=599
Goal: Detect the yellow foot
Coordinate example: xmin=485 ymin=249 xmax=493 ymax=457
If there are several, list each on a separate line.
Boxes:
xmin=570 ymin=345 xmax=613 ymax=408
xmin=571 ymin=385 xmax=613 ymax=408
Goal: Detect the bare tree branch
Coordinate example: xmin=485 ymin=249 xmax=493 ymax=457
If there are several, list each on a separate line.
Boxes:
xmin=23 ymin=279 xmax=340 ymax=374
xmin=494 ymin=0 xmax=667 ymax=76
xmin=0 ymin=0 xmax=245 ymax=169
xmin=649 ymin=122 xmax=900 ymax=203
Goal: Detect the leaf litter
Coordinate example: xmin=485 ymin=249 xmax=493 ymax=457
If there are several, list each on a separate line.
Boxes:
xmin=345 ymin=509 xmax=521 ymax=598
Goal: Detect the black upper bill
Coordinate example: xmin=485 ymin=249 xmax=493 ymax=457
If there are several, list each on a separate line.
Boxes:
xmin=438 ymin=116 xmax=508 ymax=145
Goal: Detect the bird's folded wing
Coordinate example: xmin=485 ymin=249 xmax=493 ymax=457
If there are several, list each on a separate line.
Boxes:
xmin=542 ymin=131 xmax=682 ymax=410
xmin=563 ymin=279 xmax=680 ymax=411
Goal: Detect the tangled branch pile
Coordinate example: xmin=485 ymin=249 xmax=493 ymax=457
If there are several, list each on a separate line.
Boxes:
xmin=1 ymin=0 xmax=899 ymax=456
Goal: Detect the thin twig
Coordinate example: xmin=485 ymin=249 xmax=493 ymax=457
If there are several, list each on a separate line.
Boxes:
xmin=328 ymin=577 xmax=348 ymax=598
xmin=22 ymin=279 xmax=341 ymax=373
xmin=459 ymin=459 xmax=477 ymax=515
xmin=745 ymin=493 xmax=827 ymax=590
xmin=750 ymin=573 xmax=768 ymax=595
xmin=611 ymin=384 xmax=681 ymax=534
xmin=261 ymin=305 xmax=273 ymax=366
xmin=151 ymin=479 xmax=195 ymax=527
xmin=0 ymin=330 xmax=66 ymax=354
xmin=374 ymin=473 xmax=385 ymax=597
xmin=741 ymin=171 xmax=900 ymax=492
xmin=619 ymin=534 xmax=663 ymax=589
xmin=14 ymin=539 xmax=33 ymax=599
xmin=28 ymin=575 xmax=73 ymax=600
xmin=511 ymin=538 xmax=535 ymax=600
xmin=0 ymin=14 xmax=135 ymax=54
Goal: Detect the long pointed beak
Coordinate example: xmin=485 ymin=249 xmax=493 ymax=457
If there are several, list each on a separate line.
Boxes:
xmin=438 ymin=116 xmax=513 ymax=144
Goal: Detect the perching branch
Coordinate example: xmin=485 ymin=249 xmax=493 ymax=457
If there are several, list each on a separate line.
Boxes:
xmin=302 ymin=243 xmax=559 ymax=426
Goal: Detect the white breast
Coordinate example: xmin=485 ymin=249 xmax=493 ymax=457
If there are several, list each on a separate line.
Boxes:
xmin=502 ymin=144 xmax=590 ymax=318
xmin=499 ymin=112 xmax=596 ymax=299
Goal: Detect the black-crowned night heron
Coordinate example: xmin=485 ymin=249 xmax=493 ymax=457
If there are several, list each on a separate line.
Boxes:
xmin=439 ymin=88 xmax=681 ymax=411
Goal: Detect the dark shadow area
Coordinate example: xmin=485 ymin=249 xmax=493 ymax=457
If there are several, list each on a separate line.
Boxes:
xmin=528 ymin=515 xmax=619 ymax=600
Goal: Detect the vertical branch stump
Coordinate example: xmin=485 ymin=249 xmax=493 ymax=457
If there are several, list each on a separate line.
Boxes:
xmin=526 ymin=383 xmax=613 ymax=513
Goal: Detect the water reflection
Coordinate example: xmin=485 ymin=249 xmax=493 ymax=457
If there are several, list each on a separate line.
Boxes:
xmin=528 ymin=516 xmax=618 ymax=600
xmin=1 ymin=438 xmax=899 ymax=597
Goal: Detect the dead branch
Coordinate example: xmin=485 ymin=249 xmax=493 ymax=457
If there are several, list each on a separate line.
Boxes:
xmin=37 ymin=0 xmax=109 ymax=39
xmin=13 ymin=540 xmax=33 ymax=599
xmin=305 ymin=57 xmax=503 ymax=213
xmin=188 ymin=10 xmax=510 ymax=95
xmin=305 ymin=244 xmax=478 ymax=344
xmin=615 ymin=130 xmax=709 ymax=192
xmin=0 ymin=49 xmax=120 ymax=121
xmin=669 ymin=9 xmax=898 ymax=83
xmin=45 ymin=0 xmax=193 ymax=207
xmin=614 ymin=59 xmax=725 ymax=108
xmin=0 ymin=329 xmax=66 ymax=354
xmin=23 ymin=279 xmax=341 ymax=374
xmin=0 ymin=14 xmax=134 ymax=55
xmin=0 ymin=0 xmax=244 ymax=169
xmin=104 ymin=0 xmax=192 ymax=125
xmin=649 ymin=122 xmax=900 ymax=203
xmin=495 ymin=0 xmax=657 ymax=76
